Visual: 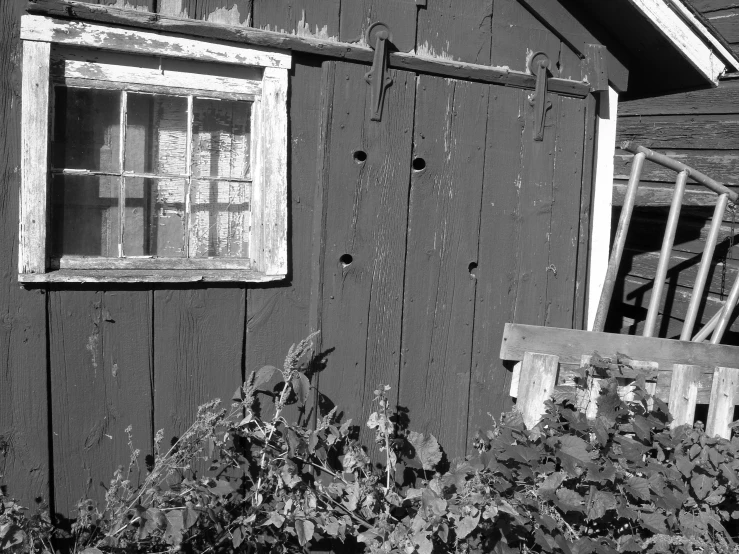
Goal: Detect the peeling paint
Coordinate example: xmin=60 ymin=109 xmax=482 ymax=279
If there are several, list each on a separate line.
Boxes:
xmin=206 ymin=5 xmax=243 ymax=26
xmin=86 ymin=329 xmax=99 ymax=373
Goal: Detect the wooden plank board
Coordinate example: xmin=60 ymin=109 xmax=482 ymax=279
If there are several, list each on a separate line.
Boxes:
xmin=153 ymin=289 xmax=245 ymax=451
xmin=691 ymin=1 xmax=739 ymax=13
xmin=398 ymin=75 xmax=488 ymax=458
xmin=245 ymin=60 xmax=324 ymax=427
xmin=614 ymin=150 xmax=739 ymax=184
xmin=578 ymin=93 xmax=598 ymax=329
xmin=512 ymin=86 xmax=559 ymax=325
xmin=501 ymin=322 xmax=739 ymax=372
xmin=517 ymin=352 xmax=559 ymax=428
xmin=415 ymin=0 xmax=493 ymax=65
xmin=612 ymin=181 xmax=732 ymax=207
xmin=468 ymin=86 xmax=526 ymax=435
xmin=668 ymin=364 xmax=701 ymax=427
xmin=491 ymin=0 xmax=561 ymax=75
xmin=253 ymin=0 xmax=340 ymax=38
xmin=0 ymin=0 xmax=49 ymax=506
xmin=618 ymin=115 xmax=739 ymax=150
xmin=317 ymin=62 xmax=414 ymax=456
xmin=26 ymin=0 xmax=591 ymax=98
xmin=624 ymin=248 xmax=739 ymax=298
xmin=50 ymin=290 xmax=153 ymax=513
xmin=704 ymin=7 xmax=739 ymax=43
xmin=706 ymin=366 xmax=739 ymax=438
xmin=615 ymin=274 xmax=739 ymax=340
xmin=78 ymin=0 xmax=154 ymax=9
xmin=19 ymin=40 xmax=50 ymax=276
xmin=161 ymin=0 xmax=252 ymax=25
xmin=618 ymin=80 xmax=739 ymax=116
xmin=21 ymin=15 xmax=292 ymax=69
xmin=339 ymin=0 xmax=417 ymax=52
xmin=546 ymin=95 xmax=586 ymax=328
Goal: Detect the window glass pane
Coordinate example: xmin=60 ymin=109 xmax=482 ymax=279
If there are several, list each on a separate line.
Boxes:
xmin=190 ymin=180 xmax=250 ymax=258
xmin=123 ymin=177 xmax=186 ymax=257
xmin=50 ymin=174 xmax=119 ymax=257
xmin=192 ymin=98 xmax=251 ymax=179
xmin=52 ymin=87 xmax=120 ymax=172
xmin=126 ymin=94 xmax=189 ymax=175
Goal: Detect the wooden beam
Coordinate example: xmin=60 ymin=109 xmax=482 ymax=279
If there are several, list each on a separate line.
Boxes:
xmin=25 ymin=0 xmax=592 ymax=98
xmin=500 ymin=322 xmax=739 ymax=373
xmin=517 ymin=352 xmax=560 ymax=429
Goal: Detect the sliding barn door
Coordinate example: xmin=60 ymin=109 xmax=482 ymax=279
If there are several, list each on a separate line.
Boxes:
xmin=315 ymin=61 xmax=593 ymax=460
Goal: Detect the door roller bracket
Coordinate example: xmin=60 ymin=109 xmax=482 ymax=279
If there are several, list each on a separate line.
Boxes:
xmin=528 ymin=51 xmax=552 ymax=141
xmin=365 ymin=22 xmax=393 ymax=122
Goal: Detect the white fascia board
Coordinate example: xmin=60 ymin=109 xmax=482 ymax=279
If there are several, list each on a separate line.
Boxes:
xmin=588 ymin=87 xmax=618 ymax=331
xmin=629 ymin=0 xmax=730 ymax=84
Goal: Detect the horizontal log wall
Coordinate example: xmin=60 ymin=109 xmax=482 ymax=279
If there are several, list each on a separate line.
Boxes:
xmin=609 ymin=0 xmax=739 ymax=342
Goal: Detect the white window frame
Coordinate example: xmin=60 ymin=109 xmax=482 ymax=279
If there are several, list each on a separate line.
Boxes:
xmin=19 ymin=15 xmax=290 ymax=283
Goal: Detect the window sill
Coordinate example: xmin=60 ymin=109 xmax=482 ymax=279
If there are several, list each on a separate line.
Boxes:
xmin=18 ymin=269 xmax=285 ymax=284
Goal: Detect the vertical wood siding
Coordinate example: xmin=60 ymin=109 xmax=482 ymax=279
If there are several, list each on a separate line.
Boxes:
xmin=0 ymin=0 xmax=597 ymax=514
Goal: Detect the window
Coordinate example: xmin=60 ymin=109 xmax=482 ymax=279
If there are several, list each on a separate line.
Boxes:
xmin=19 ymin=15 xmax=290 ymax=283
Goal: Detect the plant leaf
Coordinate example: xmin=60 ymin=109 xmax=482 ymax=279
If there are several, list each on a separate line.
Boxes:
xmin=164 ymin=510 xmax=185 ymax=546
xmin=639 ymin=512 xmax=668 ymax=534
xmin=691 ymin=472 xmax=713 ymax=500
xmin=291 ymin=372 xmax=311 ymax=404
xmin=456 ymin=514 xmax=480 ymax=539
xmin=295 ymin=519 xmax=314 ymax=546
xmin=409 ymin=431 xmax=442 ymax=471
xmin=626 ymin=477 xmax=651 ymax=502
xmin=254 ymin=365 xmax=279 ymax=389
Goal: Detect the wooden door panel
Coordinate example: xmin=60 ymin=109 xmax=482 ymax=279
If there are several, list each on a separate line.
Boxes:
xmin=317 ymin=61 xmax=415 ymax=455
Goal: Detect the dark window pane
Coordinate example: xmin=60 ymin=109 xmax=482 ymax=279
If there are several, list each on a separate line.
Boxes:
xmin=190 ymin=179 xmax=250 ymax=258
xmin=192 ymin=98 xmax=251 ymax=179
xmin=126 ymin=94 xmax=188 ymax=175
xmin=52 ymin=87 xmax=121 ymax=172
xmin=123 ymin=177 xmax=186 ymax=257
xmin=50 ymin=174 xmax=119 ymax=256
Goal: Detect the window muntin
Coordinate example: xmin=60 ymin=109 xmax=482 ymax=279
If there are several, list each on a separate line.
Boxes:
xmin=20 ymin=15 xmax=289 ymax=283
xmin=50 ymin=84 xmax=254 ymax=266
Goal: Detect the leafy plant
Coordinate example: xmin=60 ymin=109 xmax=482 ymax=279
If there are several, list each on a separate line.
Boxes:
xmin=2 ymin=344 xmax=739 ymax=554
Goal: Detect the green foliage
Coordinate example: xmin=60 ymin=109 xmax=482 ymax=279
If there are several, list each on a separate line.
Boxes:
xmin=2 ymin=345 xmax=739 ymax=553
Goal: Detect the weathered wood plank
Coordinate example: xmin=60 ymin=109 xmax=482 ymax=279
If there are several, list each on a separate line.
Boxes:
xmin=50 ymin=290 xmax=153 ymax=513
xmin=576 ymin=93 xmax=597 ymax=329
xmin=159 ymin=0 xmax=251 ymax=24
xmin=618 ymin=115 xmax=739 ymax=150
xmin=491 ymin=0 xmax=561 ymax=76
xmin=513 ymin=83 xmax=559 ymax=325
xmin=318 ymin=62 xmax=414 ymax=456
xmin=691 ymin=0 xmax=739 ymax=13
xmin=20 ymin=40 xmax=50 ymax=276
xmin=253 ymin=0 xmax=339 ymax=38
xmin=339 ymin=0 xmax=417 ymax=52
xmin=706 ymin=366 xmax=739 ymax=438
xmin=618 ymin=80 xmax=739 ymax=116
xmin=614 ymin=150 xmax=739 ymax=184
xmin=624 ymin=248 xmax=739 ymax=298
xmin=615 ymin=274 xmax=739 ymax=339
xmin=245 ymin=60 xmax=324 ymax=427
xmin=517 ymin=352 xmax=559 ymax=428
xmin=704 ymin=8 xmax=739 ymax=43
xmin=612 ymin=180 xmax=733 ymax=207
xmin=399 ymin=76 xmax=488 ymax=458
xmin=416 ymin=0 xmax=493 ymax=65
xmin=19 ymin=269 xmax=281 ymax=283
xmin=0 ymin=0 xmax=49 ymax=505
xmin=25 ymin=0 xmax=591 ymax=97
xmin=21 ymin=15 xmax=292 ymax=69
xmin=77 ymin=0 xmax=154 ymax=10
xmin=500 ymin=322 xmax=739 ymax=373
xmin=546 ymin=95 xmax=586 ymax=328
xmin=668 ymin=364 xmax=701 ymax=427
xmin=624 ymin=211 xmax=739 ymax=257
xmin=154 ymin=289 xmax=245 ymax=453
xmin=468 ymin=86 xmax=526 ymax=435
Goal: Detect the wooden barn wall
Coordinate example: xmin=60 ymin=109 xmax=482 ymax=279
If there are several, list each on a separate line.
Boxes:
xmin=0 ymin=0 xmax=596 ymax=516
xmin=608 ymin=0 xmax=739 ymax=343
